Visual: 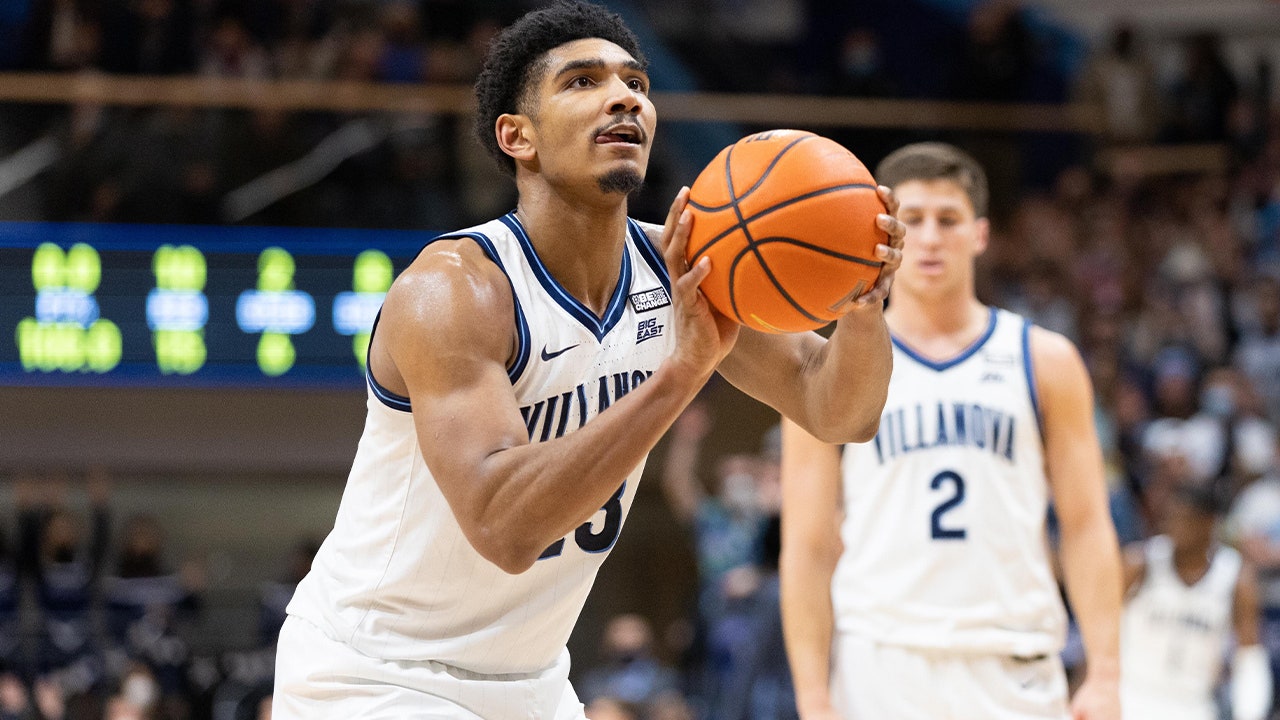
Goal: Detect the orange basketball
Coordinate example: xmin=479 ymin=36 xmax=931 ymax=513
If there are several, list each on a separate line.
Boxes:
xmin=685 ymin=129 xmax=887 ymax=333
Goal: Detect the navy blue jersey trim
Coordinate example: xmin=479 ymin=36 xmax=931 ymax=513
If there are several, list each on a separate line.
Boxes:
xmin=365 ymin=230 xmax=532 ymax=412
xmin=628 ymin=219 xmax=671 ymax=292
xmin=365 ymin=311 xmax=413 ymax=412
xmin=451 ymin=231 xmax=531 ymax=384
xmin=500 ymin=214 xmax=632 ymax=341
xmin=891 ymin=306 xmax=999 ymax=372
xmin=1022 ymin=318 xmax=1044 ymax=435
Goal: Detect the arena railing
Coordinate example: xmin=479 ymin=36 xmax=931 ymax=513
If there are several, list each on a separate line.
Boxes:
xmin=0 ymin=71 xmax=1232 ymax=175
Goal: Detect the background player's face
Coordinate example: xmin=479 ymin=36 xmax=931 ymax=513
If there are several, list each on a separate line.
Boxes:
xmin=524 ymin=38 xmax=655 ymax=197
xmin=891 ymin=179 xmax=989 ymax=300
xmin=1162 ymin=495 xmax=1215 ymax=554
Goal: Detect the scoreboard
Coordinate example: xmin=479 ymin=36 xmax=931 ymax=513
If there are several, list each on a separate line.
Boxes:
xmin=0 ymin=222 xmax=431 ymax=387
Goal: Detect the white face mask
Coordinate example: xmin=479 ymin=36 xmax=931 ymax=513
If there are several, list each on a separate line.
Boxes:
xmin=122 ymin=673 xmax=159 ymax=709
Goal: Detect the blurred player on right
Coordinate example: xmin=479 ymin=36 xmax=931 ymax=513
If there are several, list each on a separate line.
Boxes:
xmin=1121 ymin=479 xmax=1271 ymax=720
xmin=780 ymin=142 xmax=1122 ymax=719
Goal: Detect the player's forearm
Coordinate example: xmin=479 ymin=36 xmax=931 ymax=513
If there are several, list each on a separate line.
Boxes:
xmin=780 ymin=546 xmax=840 ymax=714
xmin=474 ymin=358 xmax=708 ymax=572
xmin=1060 ymin=515 xmax=1123 ymax=680
xmin=794 ymin=304 xmax=891 ymax=444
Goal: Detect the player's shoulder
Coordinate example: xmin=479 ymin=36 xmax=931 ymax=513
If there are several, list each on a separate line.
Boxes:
xmin=1023 ymin=322 xmax=1087 ymax=382
xmin=383 ymin=231 xmax=514 ymax=333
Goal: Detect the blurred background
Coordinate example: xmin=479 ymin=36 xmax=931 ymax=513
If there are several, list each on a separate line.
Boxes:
xmin=0 ymin=0 xmax=1279 ymax=719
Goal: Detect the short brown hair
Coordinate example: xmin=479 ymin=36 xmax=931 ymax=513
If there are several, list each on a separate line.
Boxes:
xmin=874 ymin=143 xmax=988 ymax=218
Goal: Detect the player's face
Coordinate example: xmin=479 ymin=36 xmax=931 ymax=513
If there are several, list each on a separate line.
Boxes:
xmin=1163 ymin=499 xmax=1215 ymax=551
xmin=523 ymin=38 xmax=655 ymax=196
xmin=891 ymin=179 xmax=988 ymax=299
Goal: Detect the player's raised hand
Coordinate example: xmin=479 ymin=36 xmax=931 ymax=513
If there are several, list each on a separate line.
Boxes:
xmin=853 ymin=184 xmax=906 ymax=308
xmin=661 ymin=186 xmax=739 ymax=377
xmin=1069 ymin=674 xmax=1121 ymax=720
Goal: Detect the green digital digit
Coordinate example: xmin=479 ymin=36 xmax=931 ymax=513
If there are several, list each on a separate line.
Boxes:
xmin=258 ymin=332 xmax=296 ymax=376
xmin=153 ymin=245 xmax=175 ymax=290
xmin=65 ymin=243 xmax=101 ymax=293
xmin=155 ymin=330 xmax=206 ymax=375
xmin=85 ymin=319 xmax=122 ymax=373
xmin=179 ymin=245 xmax=207 ymax=292
xmin=16 ymin=317 xmax=38 ymax=371
xmin=16 ymin=317 xmax=78 ymax=372
xmin=154 ymin=244 xmax=208 ymax=292
xmin=31 ymin=243 xmax=64 ymax=291
xmin=353 ymin=250 xmax=393 ymax=294
xmin=51 ymin=323 xmax=83 ymax=372
xmin=258 ymin=247 xmax=295 ymax=292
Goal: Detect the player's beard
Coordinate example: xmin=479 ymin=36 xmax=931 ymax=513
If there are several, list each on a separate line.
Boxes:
xmin=597 ymin=167 xmax=644 ymax=195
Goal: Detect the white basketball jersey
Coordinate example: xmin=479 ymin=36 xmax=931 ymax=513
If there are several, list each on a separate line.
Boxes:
xmin=833 ymin=307 xmax=1065 ymax=656
xmin=287 ymin=214 xmax=675 ymax=675
xmin=1121 ymin=536 xmax=1239 ymax=705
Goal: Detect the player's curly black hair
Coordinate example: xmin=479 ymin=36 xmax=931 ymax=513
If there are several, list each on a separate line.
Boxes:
xmin=472 ymin=1 xmax=646 ymax=176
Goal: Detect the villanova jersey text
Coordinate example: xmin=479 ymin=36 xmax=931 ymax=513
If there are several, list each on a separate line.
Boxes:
xmin=519 ymin=369 xmax=655 ymax=442
xmin=873 ymin=401 xmax=1018 ymax=464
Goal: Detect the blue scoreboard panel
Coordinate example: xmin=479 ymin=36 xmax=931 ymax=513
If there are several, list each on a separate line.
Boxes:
xmin=0 ymin=223 xmax=431 ymax=387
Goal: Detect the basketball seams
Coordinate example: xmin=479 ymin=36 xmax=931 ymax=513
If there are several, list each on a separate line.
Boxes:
xmin=686 ymin=134 xmax=816 ymax=213
xmin=688 ymin=183 xmax=881 ymax=262
xmin=742 ymin=237 xmax=885 ymax=268
xmin=728 ymin=244 xmax=826 ymax=325
xmin=720 ymin=140 xmax=815 ymax=326
xmin=726 ymin=237 xmax=882 ymax=326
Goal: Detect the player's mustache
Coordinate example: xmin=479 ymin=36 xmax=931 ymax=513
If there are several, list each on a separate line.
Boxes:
xmin=591 ymin=114 xmax=646 ymax=144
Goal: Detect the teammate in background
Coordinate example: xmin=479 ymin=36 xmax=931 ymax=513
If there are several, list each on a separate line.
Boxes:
xmin=1121 ymin=480 xmax=1271 ymax=720
xmin=273 ymin=2 xmax=904 ymax=718
xmin=780 ymin=142 xmax=1122 ymax=720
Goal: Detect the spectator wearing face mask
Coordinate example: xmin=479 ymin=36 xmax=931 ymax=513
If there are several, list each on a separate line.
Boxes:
xmin=102 ymin=514 xmax=203 ymax=714
xmin=15 ymin=471 xmax=110 ymax=702
xmin=580 ymin=613 xmax=679 ymax=713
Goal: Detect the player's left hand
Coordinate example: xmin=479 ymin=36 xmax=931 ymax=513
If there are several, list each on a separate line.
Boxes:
xmin=1069 ymin=673 xmax=1120 ymax=720
xmin=852 ymin=185 xmax=906 ymax=309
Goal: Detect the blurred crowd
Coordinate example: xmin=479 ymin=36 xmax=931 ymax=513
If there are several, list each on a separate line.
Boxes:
xmin=0 ymin=470 xmax=319 ymax=720
xmin=1 ymin=1 xmax=1280 ymax=719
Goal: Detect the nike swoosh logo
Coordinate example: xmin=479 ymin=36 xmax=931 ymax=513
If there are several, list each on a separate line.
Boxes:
xmin=540 ymin=344 xmax=580 ymax=361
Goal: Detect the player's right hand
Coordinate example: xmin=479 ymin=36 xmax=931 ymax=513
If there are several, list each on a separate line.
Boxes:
xmin=660 ymin=186 xmax=739 ymax=379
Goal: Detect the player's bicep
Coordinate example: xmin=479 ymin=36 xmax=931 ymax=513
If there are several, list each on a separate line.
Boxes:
xmin=378 ymin=246 xmax=528 ymax=511
xmin=1031 ymin=328 xmax=1109 ymax=529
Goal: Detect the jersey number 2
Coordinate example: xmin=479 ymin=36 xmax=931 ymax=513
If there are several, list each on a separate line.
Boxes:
xmin=930 ymin=470 xmax=967 ymax=540
xmin=539 ymin=482 xmax=626 ymax=559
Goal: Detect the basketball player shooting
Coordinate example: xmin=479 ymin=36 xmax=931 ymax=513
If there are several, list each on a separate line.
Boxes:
xmin=780 ymin=143 xmax=1123 ymax=720
xmin=271 ymin=2 xmax=905 ymax=718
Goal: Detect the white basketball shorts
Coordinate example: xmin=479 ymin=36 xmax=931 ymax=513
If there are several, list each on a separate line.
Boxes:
xmin=273 ymin=615 xmax=586 ymax=720
xmin=831 ymin=633 xmax=1069 ymax=720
